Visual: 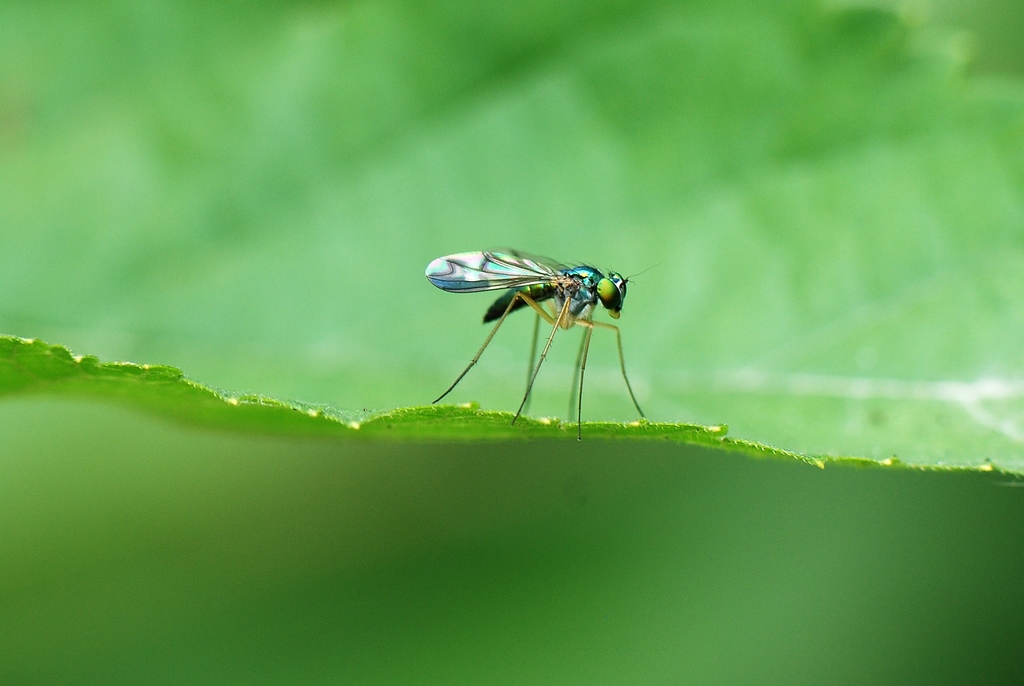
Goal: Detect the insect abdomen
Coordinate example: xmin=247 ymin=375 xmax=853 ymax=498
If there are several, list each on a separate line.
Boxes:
xmin=483 ymin=284 xmax=554 ymax=323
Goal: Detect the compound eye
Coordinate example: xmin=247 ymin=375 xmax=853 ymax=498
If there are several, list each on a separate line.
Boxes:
xmin=597 ymin=278 xmax=620 ymax=309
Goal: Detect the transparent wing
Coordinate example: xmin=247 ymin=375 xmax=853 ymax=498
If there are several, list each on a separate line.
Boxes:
xmin=502 ymin=248 xmax=569 ymax=273
xmin=425 ymin=251 xmax=560 ymax=293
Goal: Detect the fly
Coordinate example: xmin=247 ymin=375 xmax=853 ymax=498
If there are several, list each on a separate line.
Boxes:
xmin=425 ymin=250 xmax=645 ymax=439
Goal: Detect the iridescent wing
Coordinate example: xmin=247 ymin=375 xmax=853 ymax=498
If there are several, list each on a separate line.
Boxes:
xmin=502 ymin=248 xmax=569 ymax=273
xmin=425 ymin=251 xmax=560 ymax=293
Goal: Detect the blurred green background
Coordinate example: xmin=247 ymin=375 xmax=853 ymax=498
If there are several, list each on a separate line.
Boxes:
xmin=3 ymin=399 xmax=1024 ymax=684
xmin=2 ymin=0 xmax=1024 ymax=683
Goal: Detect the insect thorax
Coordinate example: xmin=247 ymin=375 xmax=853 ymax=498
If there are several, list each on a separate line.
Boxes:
xmin=555 ymin=269 xmax=601 ymax=323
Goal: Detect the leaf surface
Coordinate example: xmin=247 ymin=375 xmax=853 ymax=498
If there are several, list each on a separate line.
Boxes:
xmin=1 ymin=1 xmax=1024 ymax=472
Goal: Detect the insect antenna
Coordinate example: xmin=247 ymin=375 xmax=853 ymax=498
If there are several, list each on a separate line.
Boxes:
xmin=623 ymin=262 xmax=662 ymax=282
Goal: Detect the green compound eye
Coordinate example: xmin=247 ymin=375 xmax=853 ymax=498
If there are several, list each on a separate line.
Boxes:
xmin=597 ymin=277 xmax=620 ymax=310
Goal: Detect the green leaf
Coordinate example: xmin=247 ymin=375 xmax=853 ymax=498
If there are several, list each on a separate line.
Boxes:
xmin=2 ymin=332 xmax=1017 ymax=474
xmin=2 ymin=1 xmax=1024 ymax=472
xmin=0 ymin=334 xmax=825 ymax=466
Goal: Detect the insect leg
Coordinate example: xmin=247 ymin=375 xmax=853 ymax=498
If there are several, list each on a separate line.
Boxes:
xmin=512 ymin=297 xmax=571 ymax=425
xmin=574 ymin=322 xmax=594 ymax=440
xmin=522 ymin=313 xmax=541 ymax=415
xmin=590 ymin=320 xmax=645 ymax=419
xmin=434 ymin=292 xmax=557 ymax=404
xmin=519 ymin=293 xmax=560 ymax=326
xmin=567 ymin=328 xmax=588 ymax=423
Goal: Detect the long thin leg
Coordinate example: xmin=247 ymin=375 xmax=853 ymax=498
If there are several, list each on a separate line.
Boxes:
xmin=567 ymin=328 xmax=588 ymax=422
xmin=575 ymin=323 xmax=594 ymax=440
xmin=590 ymin=320 xmax=645 ymax=418
xmin=522 ymin=313 xmax=541 ymax=415
xmin=434 ymin=293 xmax=556 ymax=404
xmin=512 ymin=297 xmax=571 ymax=425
